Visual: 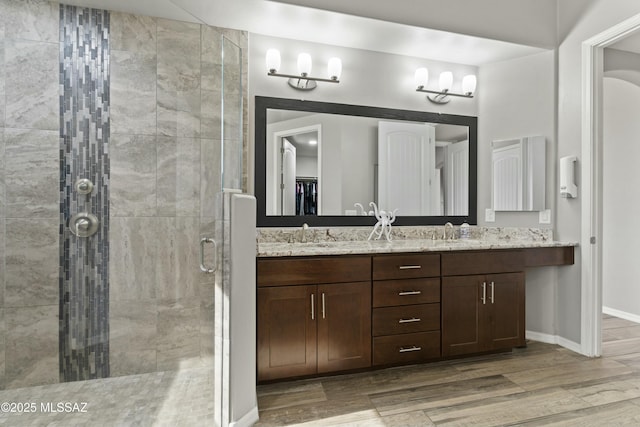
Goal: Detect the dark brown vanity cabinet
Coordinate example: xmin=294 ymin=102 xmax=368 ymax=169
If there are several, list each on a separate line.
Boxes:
xmin=372 ymin=254 xmax=441 ymax=366
xmin=257 ymin=246 xmax=573 ymax=382
xmin=441 ymin=251 xmax=526 ymax=357
xmin=257 ymin=256 xmax=371 ymax=381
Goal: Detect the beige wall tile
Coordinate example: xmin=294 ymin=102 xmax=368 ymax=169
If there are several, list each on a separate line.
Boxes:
xmin=5 ymin=305 xmax=58 ymax=388
xmin=157 ymin=300 xmax=200 ymax=371
xmin=110 ymin=11 xmax=156 ymax=53
xmin=111 ymin=50 xmax=157 ymax=136
xmin=5 ymin=218 xmax=58 ymax=307
xmin=2 ymin=0 xmax=58 ymax=43
xmin=109 ymin=300 xmax=157 ymax=377
xmin=5 ymin=39 xmax=57 ymax=130
xmin=157 ymin=137 xmax=201 ymax=217
xmin=109 ymin=217 xmax=161 ymax=301
xmin=0 ymin=130 xmax=4 ymax=218
xmin=157 ymin=19 xmax=201 ymax=138
xmin=110 ymin=134 xmax=157 ymax=217
xmin=4 ymin=129 xmax=58 ymax=217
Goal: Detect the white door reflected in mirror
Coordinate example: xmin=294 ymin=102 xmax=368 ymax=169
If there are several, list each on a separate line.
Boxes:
xmin=491 ymin=136 xmax=546 ymax=212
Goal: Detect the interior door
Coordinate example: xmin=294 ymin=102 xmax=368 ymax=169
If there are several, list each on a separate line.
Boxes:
xmin=445 ymin=140 xmax=469 ymax=215
xmin=281 ymin=138 xmax=297 ymax=215
xmin=492 ymin=143 xmax=522 ymax=211
xmin=378 ymin=121 xmax=435 ymax=215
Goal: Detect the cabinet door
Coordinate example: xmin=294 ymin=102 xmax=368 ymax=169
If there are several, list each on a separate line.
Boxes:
xmin=317 ymin=281 xmax=371 ymax=373
xmin=486 ymin=272 xmax=526 ymax=350
xmin=257 ymin=285 xmax=317 ymax=381
xmin=441 ymin=275 xmax=483 ymax=357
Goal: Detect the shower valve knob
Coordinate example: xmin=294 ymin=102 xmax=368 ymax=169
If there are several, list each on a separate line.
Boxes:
xmin=69 ymin=213 xmax=99 ymax=237
xmin=75 ymin=178 xmax=94 ymax=195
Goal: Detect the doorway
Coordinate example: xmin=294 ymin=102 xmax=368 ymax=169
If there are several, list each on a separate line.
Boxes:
xmin=581 ymin=12 xmax=640 ymax=357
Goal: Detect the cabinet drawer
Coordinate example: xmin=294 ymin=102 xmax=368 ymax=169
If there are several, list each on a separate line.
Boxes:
xmin=372 ymin=278 xmax=440 ymax=308
xmin=257 ymin=256 xmax=371 ymax=286
xmin=441 ymin=250 xmax=524 ymax=276
xmin=373 ymin=304 xmax=440 ymax=336
xmin=373 ymin=331 xmax=440 ymax=366
xmin=373 ymin=254 xmax=440 ymax=280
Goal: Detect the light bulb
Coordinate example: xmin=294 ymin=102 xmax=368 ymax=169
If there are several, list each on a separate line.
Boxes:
xmin=414 ymin=68 xmax=428 ymax=89
xmin=462 ymin=74 xmax=477 ymax=95
xmin=328 ymin=57 xmax=342 ymax=80
xmin=266 ymin=48 xmax=280 ymax=74
xmin=297 ymin=53 xmax=312 ymax=76
xmin=439 ymin=71 xmax=453 ymax=92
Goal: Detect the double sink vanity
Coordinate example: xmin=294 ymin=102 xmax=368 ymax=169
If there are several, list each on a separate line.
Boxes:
xmin=253 ymin=96 xmax=573 ymax=383
xmin=255 ymin=227 xmax=576 ymax=382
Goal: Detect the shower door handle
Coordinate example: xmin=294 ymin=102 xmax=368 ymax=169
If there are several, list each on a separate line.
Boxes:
xmin=200 ymin=238 xmax=217 ymax=273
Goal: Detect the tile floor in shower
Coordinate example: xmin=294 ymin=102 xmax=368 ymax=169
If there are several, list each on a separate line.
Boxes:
xmin=0 ymin=364 xmax=214 ymax=426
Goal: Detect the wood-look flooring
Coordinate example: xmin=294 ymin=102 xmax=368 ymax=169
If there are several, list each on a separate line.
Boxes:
xmin=255 ymin=315 xmax=640 ymax=426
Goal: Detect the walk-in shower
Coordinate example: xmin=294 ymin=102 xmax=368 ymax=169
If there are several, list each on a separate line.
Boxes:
xmin=0 ymin=1 xmax=251 ymax=424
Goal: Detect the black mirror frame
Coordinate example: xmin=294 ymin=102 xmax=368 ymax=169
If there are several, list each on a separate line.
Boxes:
xmin=255 ymin=96 xmax=477 ymax=227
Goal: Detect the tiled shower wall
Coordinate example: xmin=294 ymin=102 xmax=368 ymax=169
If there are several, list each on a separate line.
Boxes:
xmin=108 ymin=12 xmax=246 ymax=377
xmin=0 ymin=0 xmax=248 ymax=388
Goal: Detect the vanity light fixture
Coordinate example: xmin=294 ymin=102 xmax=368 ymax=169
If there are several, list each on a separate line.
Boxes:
xmin=414 ymin=67 xmax=477 ymax=104
xmin=266 ymin=48 xmax=341 ymax=91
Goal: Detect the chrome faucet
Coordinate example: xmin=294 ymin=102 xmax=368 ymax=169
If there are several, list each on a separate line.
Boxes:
xmin=443 ymin=222 xmax=454 ymax=240
xmin=300 ymin=223 xmax=309 ymax=243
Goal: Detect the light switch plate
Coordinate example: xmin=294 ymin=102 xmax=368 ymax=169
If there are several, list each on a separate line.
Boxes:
xmin=539 ymin=209 xmax=551 ymax=224
xmin=485 ymin=208 xmax=495 ymax=222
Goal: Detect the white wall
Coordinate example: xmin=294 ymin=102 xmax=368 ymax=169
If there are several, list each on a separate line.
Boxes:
xmin=478 ymin=50 xmax=556 ymax=228
xmin=602 ymin=77 xmax=640 ymax=319
xmin=556 ymin=0 xmax=640 ymax=344
xmin=248 ymin=33 xmax=479 ymax=196
xmin=297 ymin=156 xmax=317 ymax=178
xmin=478 ymin=50 xmax=558 ymax=336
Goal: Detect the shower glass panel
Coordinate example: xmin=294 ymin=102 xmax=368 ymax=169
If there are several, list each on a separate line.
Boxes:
xmin=213 ymin=34 xmax=246 ymax=426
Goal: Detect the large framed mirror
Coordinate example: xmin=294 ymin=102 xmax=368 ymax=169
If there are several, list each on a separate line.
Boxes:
xmin=255 ymin=96 xmax=477 ymax=227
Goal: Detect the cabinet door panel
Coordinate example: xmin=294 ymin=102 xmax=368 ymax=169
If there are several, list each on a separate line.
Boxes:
xmin=487 ymin=272 xmax=526 ymax=350
xmin=317 ymin=281 xmax=371 ymax=373
xmin=442 ymin=275 xmax=482 ymax=356
xmin=257 ymin=285 xmax=317 ymax=381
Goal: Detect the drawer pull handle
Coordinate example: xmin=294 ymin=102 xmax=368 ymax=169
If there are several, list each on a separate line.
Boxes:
xmin=398 ymin=290 xmax=422 ymax=296
xmin=399 ymin=346 xmax=422 ymax=353
xmin=311 ymin=294 xmax=315 ymax=320
xmin=399 ymin=265 xmax=422 ymax=270
xmin=399 ymin=317 xmax=422 ymax=324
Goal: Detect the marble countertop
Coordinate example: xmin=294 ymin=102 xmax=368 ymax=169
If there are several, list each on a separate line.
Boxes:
xmin=257 ymin=238 xmax=578 ymax=257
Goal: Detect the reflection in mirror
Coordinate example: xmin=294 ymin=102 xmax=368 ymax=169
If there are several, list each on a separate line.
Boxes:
xmin=491 ymin=135 xmax=546 ymax=211
xmin=256 ymin=97 xmax=477 ymax=227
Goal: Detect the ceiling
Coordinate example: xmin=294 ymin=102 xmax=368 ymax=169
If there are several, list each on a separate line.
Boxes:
xmin=61 ymin=0 xmax=548 ymax=66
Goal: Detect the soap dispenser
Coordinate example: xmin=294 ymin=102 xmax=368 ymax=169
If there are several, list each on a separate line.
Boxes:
xmin=459 ymin=222 xmax=470 ymax=240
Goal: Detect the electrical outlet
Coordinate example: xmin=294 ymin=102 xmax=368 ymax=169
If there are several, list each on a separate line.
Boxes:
xmin=539 ymin=209 xmax=551 ymax=224
xmin=485 ymin=208 xmax=495 ymax=222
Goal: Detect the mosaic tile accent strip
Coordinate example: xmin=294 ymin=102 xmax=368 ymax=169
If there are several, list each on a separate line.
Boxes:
xmin=59 ymin=5 xmax=110 ymax=381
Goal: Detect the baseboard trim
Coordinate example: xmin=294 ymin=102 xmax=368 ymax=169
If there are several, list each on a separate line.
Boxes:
xmin=230 ymin=406 xmax=260 ymax=427
xmin=603 ymin=306 xmax=640 ymax=325
xmin=526 ymin=330 xmax=583 ymax=354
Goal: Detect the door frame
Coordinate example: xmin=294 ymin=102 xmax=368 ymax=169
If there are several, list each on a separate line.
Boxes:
xmin=271 ymin=124 xmax=322 ymax=214
xmin=581 ymin=12 xmax=640 ymax=357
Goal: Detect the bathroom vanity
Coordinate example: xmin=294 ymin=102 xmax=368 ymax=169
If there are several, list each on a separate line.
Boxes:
xmin=256 ymin=237 xmax=575 ymax=382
